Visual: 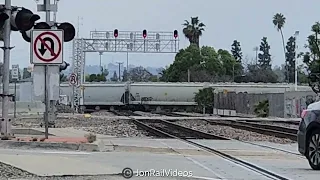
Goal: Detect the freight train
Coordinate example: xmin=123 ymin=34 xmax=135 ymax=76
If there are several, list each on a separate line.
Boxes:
xmin=59 ymin=82 xmax=313 ymax=112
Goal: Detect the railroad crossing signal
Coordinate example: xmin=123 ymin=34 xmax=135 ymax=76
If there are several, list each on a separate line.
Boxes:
xmin=174 ymin=30 xmax=178 ymax=39
xmin=21 ymin=22 xmax=75 ymax=43
xmin=142 ymin=29 xmax=147 ymax=38
xmin=69 ymin=73 xmax=77 ymax=86
xmin=30 ymin=30 xmax=63 ymax=64
xmin=11 ymin=7 xmax=40 ymax=31
xmin=114 ymin=29 xmax=118 ymax=38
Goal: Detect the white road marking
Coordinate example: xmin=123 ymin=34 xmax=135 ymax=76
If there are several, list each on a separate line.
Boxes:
xmin=3 ymin=149 xmax=91 ymax=155
xmin=192 ymin=176 xmax=227 ymax=180
xmin=159 ymin=140 xmax=226 ymax=179
xmin=42 ymin=151 xmax=91 ymax=155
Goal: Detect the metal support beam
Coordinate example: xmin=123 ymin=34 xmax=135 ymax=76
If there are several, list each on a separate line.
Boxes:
xmin=1 ymin=0 xmax=13 ymax=136
xmin=35 ymin=0 xmax=60 ymax=139
xmin=71 ymin=30 xmax=179 ymax=112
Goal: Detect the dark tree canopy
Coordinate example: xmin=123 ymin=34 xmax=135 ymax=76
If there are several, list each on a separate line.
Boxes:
xmin=285 ymin=36 xmax=296 ymax=83
xmin=301 ymin=22 xmax=320 ymax=93
xmin=231 ymin=40 xmax=243 ymax=63
xmin=258 ymin=37 xmax=272 ymax=69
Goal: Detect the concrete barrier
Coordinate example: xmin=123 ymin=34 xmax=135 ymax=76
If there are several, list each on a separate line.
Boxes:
xmin=0 ymin=101 xmax=45 ymax=115
xmin=0 ymin=140 xmax=99 ymax=152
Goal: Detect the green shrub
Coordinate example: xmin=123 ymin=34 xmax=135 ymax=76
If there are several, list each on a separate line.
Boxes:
xmin=254 ymin=100 xmax=269 ymax=117
xmin=194 ymin=87 xmax=215 ymax=113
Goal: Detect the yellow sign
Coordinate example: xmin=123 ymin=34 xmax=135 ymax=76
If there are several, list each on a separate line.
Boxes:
xmin=223 ymin=89 xmax=228 ymax=94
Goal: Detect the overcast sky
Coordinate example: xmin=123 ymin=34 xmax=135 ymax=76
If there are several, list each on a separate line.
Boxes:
xmin=1 ymin=0 xmax=319 ymax=68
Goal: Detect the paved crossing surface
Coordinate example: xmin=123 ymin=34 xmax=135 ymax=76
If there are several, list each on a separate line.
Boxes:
xmin=0 ymin=138 xmax=317 ymax=180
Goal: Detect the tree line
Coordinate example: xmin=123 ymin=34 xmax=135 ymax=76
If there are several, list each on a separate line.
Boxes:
xmin=57 ymin=15 xmax=320 ymax=94
xmin=160 ymin=15 xmax=320 ymax=89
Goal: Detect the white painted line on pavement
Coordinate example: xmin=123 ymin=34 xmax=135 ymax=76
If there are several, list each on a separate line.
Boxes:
xmin=9 ymin=149 xmax=91 ymax=155
xmin=42 ymin=151 xmax=91 ymax=155
xmin=159 ymin=140 xmax=226 ymax=179
xmin=192 ymin=176 xmax=227 ymax=180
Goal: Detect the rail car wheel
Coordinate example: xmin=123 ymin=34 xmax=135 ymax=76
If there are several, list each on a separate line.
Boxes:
xmin=95 ymin=106 xmax=100 ymax=111
xmin=306 ymin=129 xmax=320 ymax=170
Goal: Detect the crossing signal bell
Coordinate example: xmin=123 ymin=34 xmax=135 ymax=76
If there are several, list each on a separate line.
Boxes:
xmin=174 ymin=30 xmax=178 ymax=39
xmin=11 ymin=8 xmax=40 ymax=31
xmin=114 ymin=29 xmax=118 ymax=38
xmin=142 ymin=29 xmax=147 ymax=39
xmin=59 ymin=61 xmax=70 ymax=72
xmin=57 ymin=22 xmax=75 ymax=42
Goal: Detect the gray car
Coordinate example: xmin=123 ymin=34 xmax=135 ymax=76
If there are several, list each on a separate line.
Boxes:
xmin=298 ymin=101 xmax=320 ymax=170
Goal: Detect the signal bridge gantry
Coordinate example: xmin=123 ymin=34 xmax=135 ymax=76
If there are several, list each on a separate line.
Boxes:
xmin=72 ymin=29 xmax=180 ymax=112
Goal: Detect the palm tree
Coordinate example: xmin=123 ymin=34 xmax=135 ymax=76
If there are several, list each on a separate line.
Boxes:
xmin=182 ymin=17 xmax=205 ymax=47
xmin=273 ymin=13 xmax=287 ymax=82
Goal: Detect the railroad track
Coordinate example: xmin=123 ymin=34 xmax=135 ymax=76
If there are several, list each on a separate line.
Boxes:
xmin=124 ymin=116 xmax=291 ymax=180
xmin=152 ymin=112 xmax=191 ymax=117
xmin=241 ymin=119 xmax=300 ymax=125
xmin=109 ymin=110 xmax=297 ymax=141
xmin=207 ymin=120 xmax=297 ymax=141
xmin=109 ymin=110 xmax=141 ymax=116
xmin=135 ymin=119 xmax=227 ymax=140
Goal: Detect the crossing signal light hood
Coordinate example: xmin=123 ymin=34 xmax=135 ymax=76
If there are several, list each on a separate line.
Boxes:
xmin=11 ymin=8 xmax=40 ymax=31
xmin=57 ymin=22 xmax=75 ymax=42
xmin=0 ymin=13 xmax=9 ymax=23
xmin=21 ymin=22 xmax=50 ymax=42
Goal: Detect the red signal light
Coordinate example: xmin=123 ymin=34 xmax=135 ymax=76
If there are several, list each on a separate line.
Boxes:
xmin=114 ymin=29 xmax=118 ymax=38
xmin=173 ymin=30 xmax=178 ymax=38
xmin=142 ymin=29 xmax=147 ymax=38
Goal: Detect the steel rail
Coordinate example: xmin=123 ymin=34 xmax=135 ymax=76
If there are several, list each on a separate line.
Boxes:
xmin=131 ymin=118 xmax=291 ymax=180
xmin=207 ymin=120 xmax=297 ymax=141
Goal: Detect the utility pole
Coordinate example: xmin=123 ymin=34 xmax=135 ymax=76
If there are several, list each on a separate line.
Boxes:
xmin=36 ymin=0 xmax=60 ymax=139
xmin=253 ymin=46 xmax=259 ymax=64
xmin=1 ymin=0 xmax=13 ymax=136
xmin=116 ymin=62 xmax=123 ymax=81
xmin=294 ymin=31 xmax=299 ymax=91
xmin=44 ymin=0 xmax=51 ymax=139
xmin=99 ymin=52 xmax=103 ymax=73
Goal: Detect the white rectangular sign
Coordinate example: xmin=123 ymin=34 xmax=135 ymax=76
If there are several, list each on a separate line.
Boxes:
xmin=11 ymin=64 xmax=19 ymax=80
xmin=30 ymin=30 xmax=64 ymax=65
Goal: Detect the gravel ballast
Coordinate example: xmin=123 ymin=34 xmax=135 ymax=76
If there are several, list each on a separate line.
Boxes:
xmin=256 ymin=122 xmax=299 ymax=129
xmin=12 ymin=116 xmax=149 ymax=138
xmin=0 ymin=162 xmax=36 ymax=179
xmin=174 ymin=120 xmax=295 ymax=144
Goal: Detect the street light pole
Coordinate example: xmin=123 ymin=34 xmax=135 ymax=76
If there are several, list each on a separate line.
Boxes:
xmin=99 ymin=52 xmax=103 ymax=73
xmin=294 ymin=31 xmax=299 ymax=91
xmin=116 ymin=62 xmax=123 ymax=81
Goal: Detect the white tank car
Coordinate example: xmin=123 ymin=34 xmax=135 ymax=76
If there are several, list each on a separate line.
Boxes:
xmin=129 ymin=82 xmax=204 ymax=106
xmin=60 ymin=83 xmax=126 ymax=106
xmin=60 ymin=82 xmax=314 ymax=108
